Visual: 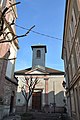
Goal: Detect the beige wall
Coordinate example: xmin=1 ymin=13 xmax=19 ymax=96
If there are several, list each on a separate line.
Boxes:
xmin=62 ymin=0 xmax=80 ymax=119
xmin=48 ymin=76 xmax=65 ymax=107
xmin=16 ymin=73 xmax=65 ymax=110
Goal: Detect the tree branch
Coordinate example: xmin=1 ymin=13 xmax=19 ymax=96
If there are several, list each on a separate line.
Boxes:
xmin=0 ymin=57 xmax=16 ymax=61
xmin=0 ymin=25 xmax=35 ymax=43
xmin=2 ymin=2 xmax=21 ymax=17
xmin=21 ymin=76 xmax=39 ymax=110
xmin=0 ymin=2 xmax=21 ymax=36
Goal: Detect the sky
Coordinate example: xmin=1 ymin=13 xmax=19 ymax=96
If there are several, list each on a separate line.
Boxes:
xmin=15 ymin=0 xmax=66 ymax=71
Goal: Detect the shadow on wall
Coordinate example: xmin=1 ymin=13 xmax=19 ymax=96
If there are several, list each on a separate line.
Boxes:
xmin=44 ymin=91 xmax=66 ymax=113
xmin=16 ymin=90 xmax=66 ymax=113
xmin=0 ymin=49 xmax=10 ymax=100
xmin=15 ymin=92 xmax=26 ymax=114
xmin=0 ymin=49 xmax=18 ymax=119
xmin=49 ymin=91 xmax=65 ymax=104
xmin=55 ymin=91 xmax=65 ymax=106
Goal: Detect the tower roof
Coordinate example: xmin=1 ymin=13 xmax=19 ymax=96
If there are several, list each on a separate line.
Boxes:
xmin=31 ymin=44 xmax=47 ymax=53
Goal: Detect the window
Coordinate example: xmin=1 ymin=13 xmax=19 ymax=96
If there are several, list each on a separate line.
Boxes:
xmin=68 ymin=64 xmax=72 ymax=81
xmin=70 ymin=23 xmax=73 ymax=38
xmin=36 ymin=50 xmax=41 ymax=58
xmin=71 ymin=54 xmax=75 ymax=77
xmin=0 ymin=0 xmax=6 ymax=8
xmin=75 ymin=38 xmax=80 ymax=68
xmin=77 ymin=0 xmax=80 ymax=11
xmin=70 ymin=8 xmax=76 ymax=39
xmin=63 ymin=48 xmax=67 ymax=68
xmin=72 ymin=8 xmax=76 ymax=27
xmin=66 ymin=39 xmax=70 ymax=60
xmin=68 ymin=28 xmax=72 ymax=52
xmin=6 ymin=46 xmax=16 ymax=79
xmin=70 ymin=90 xmax=75 ymax=112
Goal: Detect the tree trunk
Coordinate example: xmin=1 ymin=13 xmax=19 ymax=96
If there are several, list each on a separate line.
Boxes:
xmin=26 ymin=100 xmax=28 ymax=112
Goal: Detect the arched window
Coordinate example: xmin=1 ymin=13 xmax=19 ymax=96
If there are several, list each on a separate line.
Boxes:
xmin=36 ymin=50 xmax=41 ymax=58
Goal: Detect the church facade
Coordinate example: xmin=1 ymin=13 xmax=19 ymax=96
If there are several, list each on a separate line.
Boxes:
xmin=15 ymin=45 xmax=65 ymax=112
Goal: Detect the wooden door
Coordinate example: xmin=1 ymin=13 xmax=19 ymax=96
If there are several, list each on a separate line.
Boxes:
xmin=32 ymin=91 xmax=41 ymax=110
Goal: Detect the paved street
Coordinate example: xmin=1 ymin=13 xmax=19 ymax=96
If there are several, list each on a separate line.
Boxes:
xmin=31 ymin=112 xmax=72 ymax=120
xmin=2 ymin=115 xmax=21 ymax=120
xmin=2 ymin=112 xmax=73 ymax=120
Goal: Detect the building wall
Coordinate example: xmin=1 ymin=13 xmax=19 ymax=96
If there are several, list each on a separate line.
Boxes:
xmin=62 ymin=0 xmax=80 ymax=119
xmin=15 ymin=73 xmax=65 ymax=112
xmin=0 ymin=0 xmax=18 ymax=119
xmin=48 ymin=76 xmax=65 ymax=107
xmin=6 ymin=42 xmax=17 ymax=79
xmin=16 ymin=76 xmax=26 ymax=106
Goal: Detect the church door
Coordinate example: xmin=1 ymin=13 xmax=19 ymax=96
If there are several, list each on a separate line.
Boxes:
xmin=32 ymin=91 xmax=42 ymax=110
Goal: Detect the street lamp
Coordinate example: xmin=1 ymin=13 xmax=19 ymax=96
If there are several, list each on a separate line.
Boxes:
xmin=62 ymin=81 xmax=66 ymax=88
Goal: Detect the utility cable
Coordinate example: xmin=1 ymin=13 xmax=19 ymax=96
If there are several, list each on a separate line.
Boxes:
xmin=15 ymin=24 xmax=62 ymax=41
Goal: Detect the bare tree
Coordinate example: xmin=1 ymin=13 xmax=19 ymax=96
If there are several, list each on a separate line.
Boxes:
xmin=0 ymin=2 xmax=21 ymax=36
xmin=0 ymin=25 xmax=35 ymax=43
xmin=0 ymin=2 xmax=35 ymax=42
xmin=0 ymin=2 xmax=35 ymax=60
xmin=21 ymin=76 xmax=39 ymax=112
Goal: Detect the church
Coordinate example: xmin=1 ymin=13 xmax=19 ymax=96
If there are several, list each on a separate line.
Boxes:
xmin=15 ymin=44 xmax=65 ymax=113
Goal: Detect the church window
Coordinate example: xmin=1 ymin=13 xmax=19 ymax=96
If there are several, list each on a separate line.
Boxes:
xmin=36 ymin=50 xmax=41 ymax=58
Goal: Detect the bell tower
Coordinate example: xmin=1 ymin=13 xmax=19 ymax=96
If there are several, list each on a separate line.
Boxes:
xmin=31 ymin=45 xmax=47 ymax=68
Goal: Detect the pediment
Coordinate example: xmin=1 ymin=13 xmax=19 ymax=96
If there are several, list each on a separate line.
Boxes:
xmin=25 ymin=67 xmax=48 ymax=75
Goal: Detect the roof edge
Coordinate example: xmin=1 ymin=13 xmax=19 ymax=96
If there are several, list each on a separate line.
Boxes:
xmin=62 ymin=0 xmax=68 ymax=59
xmin=31 ymin=44 xmax=47 ymax=53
